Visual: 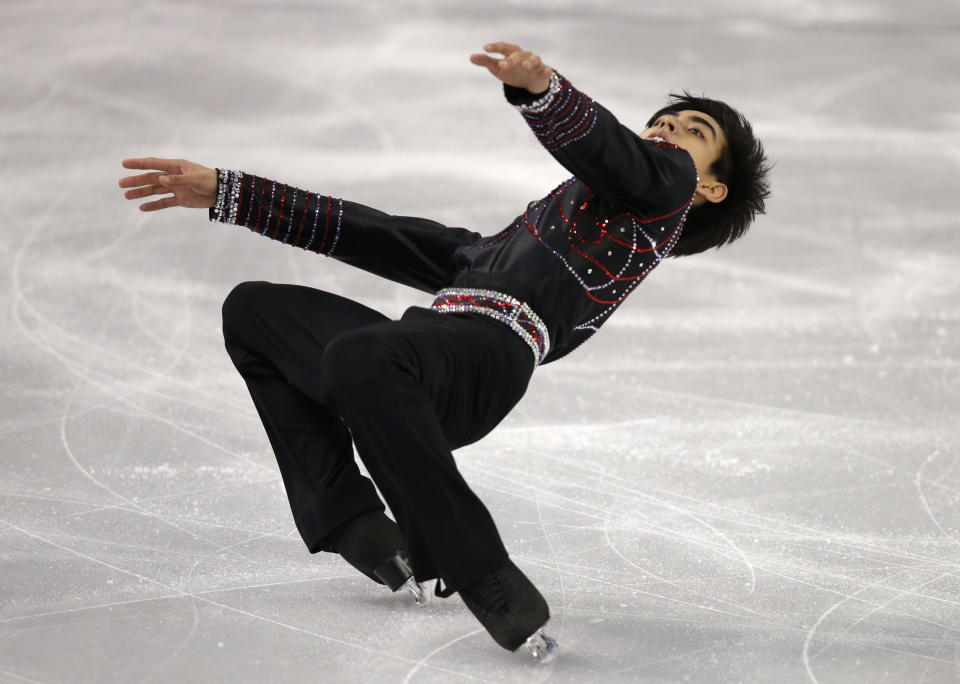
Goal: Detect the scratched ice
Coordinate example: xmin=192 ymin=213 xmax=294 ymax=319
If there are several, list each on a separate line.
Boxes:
xmin=2 ymin=1 xmax=959 ymax=682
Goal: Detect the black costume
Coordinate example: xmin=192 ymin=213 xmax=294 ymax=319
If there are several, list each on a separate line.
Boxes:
xmin=214 ymin=72 xmax=698 ymax=591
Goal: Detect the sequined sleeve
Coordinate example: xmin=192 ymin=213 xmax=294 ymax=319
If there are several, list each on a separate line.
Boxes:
xmin=505 ymin=73 xmax=697 ymax=214
xmin=209 ymin=169 xmax=483 ymax=294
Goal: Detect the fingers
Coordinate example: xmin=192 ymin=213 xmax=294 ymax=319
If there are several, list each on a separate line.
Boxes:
xmin=138 ymin=195 xmax=178 ymax=212
xmin=497 ymin=49 xmax=526 ymax=69
xmin=119 ymin=169 xmax=193 ymax=192
xmin=473 ymin=45 xmax=546 ymax=74
xmin=469 ymin=53 xmax=500 ymax=70
xmin=124 ymin=184 xmax=165 ymax=200
xmin=122 ymin=157 xmax=183 ymax=172
xmin=494 ymin=48 xmax=541 ymax=73
xmin=472 ymin=43 xmax=552 ymax=92
xmin=483 ymin=42 xmax=521 ymax=57
xmin=118 ymin=171 xmax=163 ymax=188
xmin=119 ymin=159 xmax=184 ymax=191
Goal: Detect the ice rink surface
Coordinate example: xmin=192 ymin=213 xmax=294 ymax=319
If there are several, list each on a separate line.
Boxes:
xmin=2 ymin=0 xmax=959 ymax=681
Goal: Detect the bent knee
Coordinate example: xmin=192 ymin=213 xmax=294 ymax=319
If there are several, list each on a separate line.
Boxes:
xmin=221 ymin=280 xmax=273 ymax=340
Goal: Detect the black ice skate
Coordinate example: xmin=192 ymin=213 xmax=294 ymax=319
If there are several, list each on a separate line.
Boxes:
xmin=333 ymin=511 xmax=427 ymax=607
xmin=441 ymin=559 xmax=558 ymax=662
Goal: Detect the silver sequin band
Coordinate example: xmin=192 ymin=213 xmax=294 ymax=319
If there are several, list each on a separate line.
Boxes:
xmin=211 ymin=168 xmax=242 ymax=224
xmin=514 ymin=71 xmax=562 ymax=114
xmin=430 ymin=288 xmax=550 ymax=365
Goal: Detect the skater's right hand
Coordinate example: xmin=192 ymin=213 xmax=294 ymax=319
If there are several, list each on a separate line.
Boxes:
xmin=119 ymin=157 xmax=218 ymax=212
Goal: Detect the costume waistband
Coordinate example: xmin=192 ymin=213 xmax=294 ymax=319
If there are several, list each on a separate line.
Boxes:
xmin=430 ymin=288 xmax=550 ymax=365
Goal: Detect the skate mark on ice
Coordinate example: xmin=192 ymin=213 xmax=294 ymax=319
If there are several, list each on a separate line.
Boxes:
xmin=874 ymin=644 xmax=960 ymax=667
xmin=184 ymin=522 xmax=367 ymax=655
xmin=535 ymin=434 xmax=957 ymax=569
xmin=10 ymin=268 xmax=271 ymax=476
xmin=612 ymin=645 xmax=717 ymax=677
xmin=534 ymin=490 xmax=565 ymax=659
xmin=915 ymin=449 xmax=959 ymax=542
xmin=473 ymin=454 xmax=758 ymax=594
xmin=0 ymin=668 xmax=49 ymax=684
xmin=0 ymin=489 xmax=105 ymax=508
xmin=124 ymin=272 xmax=194 ymax=359
xmin=482 ymin=426 xmax=960 ymax=609
xmin=482 ymin=453 xmax=960 ymax=636
xmin=0 ymin=519 xmax=422 ymax=665
xmin=401 ymin=628 xmax=493 ymax=684
xmin=65 ymin=504 xmax=296 ymax=542
xmin=809 ymin=568 xmax=960 ymax=661
xmin=57 ymin=383 xmax=237 ymax=554
xmin=473 ymin=471 xmax=766 ymax=619
xmin=141 ymin=594 xmax=202 ymax=684
xmin=601 ymin=515 xmax=752 ymax=610
xmin=756 ymin=553 xmax=960 ymax=632
xmin=0 ymin=593 xmax=189 ymax=627
xmin=65 ymin=477 xmax=279 ymax=522
xmin=517 ymin=555 xmax=778 ymax=627
xmin=183 ymin=524 xmax=290 ymax=592
xmin=10 ymin=192 xmax=271 ymax=480
xmin=916 ymin=630 xmax=953 ymax=683
xmin=801 ymin=564 xmax=960 ymax=684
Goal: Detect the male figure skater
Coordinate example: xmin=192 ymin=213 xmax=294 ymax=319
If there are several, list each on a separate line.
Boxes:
xmin=119 ymin=42 xmax=770 ymax=660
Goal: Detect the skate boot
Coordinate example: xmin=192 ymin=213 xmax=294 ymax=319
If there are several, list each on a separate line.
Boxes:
xmin=442 ymin=559 xmax=558 ymax=662
xmin=333 ymin=511 xmax=428 ymax=607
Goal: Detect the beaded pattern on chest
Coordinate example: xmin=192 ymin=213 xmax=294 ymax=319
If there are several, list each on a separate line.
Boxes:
xmin=521 ymin=178 xmax=693 ymax=308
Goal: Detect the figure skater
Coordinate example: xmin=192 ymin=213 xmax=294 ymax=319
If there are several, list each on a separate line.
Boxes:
xmin=119 ymin=42 xmax=770 ymax=661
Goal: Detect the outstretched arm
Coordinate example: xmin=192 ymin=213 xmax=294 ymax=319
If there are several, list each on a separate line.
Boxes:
xmin=119 ymin=158 xmax=480 ymax=294
xmin=470 ymin=42 xmax=697 ymax=214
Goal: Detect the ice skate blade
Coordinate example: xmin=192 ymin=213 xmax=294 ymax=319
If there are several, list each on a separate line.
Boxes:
xmin=402 ymin=576 xmax=429 ymax=608
xmin=524 ymin=629 xmax=558 ymax=664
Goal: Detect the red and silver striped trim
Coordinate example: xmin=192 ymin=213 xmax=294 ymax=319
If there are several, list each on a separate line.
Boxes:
xmin=430 ymin=288 xmax=550 ymax=365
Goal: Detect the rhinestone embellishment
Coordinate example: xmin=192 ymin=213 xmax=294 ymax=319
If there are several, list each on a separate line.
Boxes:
xmin=430 ymin=288 xmax=550 ymax=365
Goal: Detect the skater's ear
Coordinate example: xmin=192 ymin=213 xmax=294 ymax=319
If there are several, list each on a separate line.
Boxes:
xmin=695 ymin=180 xmax=728 ymax=205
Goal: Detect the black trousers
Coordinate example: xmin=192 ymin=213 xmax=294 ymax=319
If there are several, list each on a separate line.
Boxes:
xmin=221 ymin=281 xmax=534 ymax=589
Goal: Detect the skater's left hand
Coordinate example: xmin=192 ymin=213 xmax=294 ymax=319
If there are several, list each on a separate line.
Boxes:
xmin=470 ymin=42 xmax=553 ymax=94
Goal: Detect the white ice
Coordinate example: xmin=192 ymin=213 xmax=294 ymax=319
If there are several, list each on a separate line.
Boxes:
xmin=2 ymin=1 xmax=959 ymax=682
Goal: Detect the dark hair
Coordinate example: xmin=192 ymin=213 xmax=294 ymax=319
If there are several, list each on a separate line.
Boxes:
xmin=646 ymin=92 xmax=771 ymax=257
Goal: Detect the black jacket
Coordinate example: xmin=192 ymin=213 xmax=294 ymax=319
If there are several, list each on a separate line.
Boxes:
xmin=210 ymin=72 xmax=698 ymax=363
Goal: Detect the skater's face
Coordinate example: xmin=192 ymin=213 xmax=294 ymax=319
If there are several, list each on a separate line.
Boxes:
xmin=640 ymin=110 xmax=728 ymax=207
